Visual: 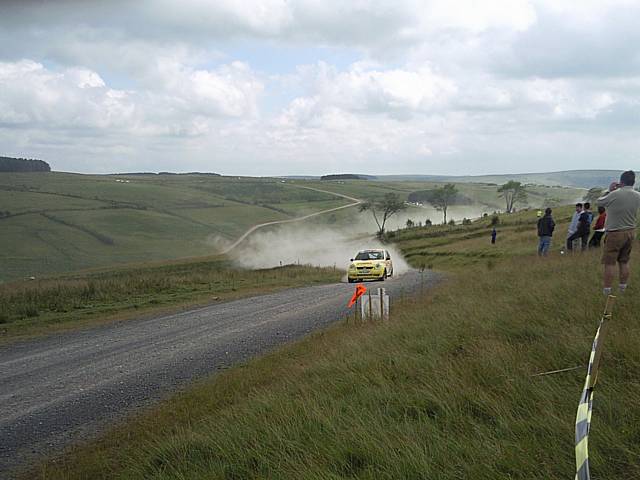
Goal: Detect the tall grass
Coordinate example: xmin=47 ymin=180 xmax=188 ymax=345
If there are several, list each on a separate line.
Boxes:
xmin=0 ymin=261 xmax=341 ymax=340
xmin=32 ymin=247 xmax=640 ymax=479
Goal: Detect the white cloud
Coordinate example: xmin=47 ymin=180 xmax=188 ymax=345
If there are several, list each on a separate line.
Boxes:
xmin=0 ymin=59 xmax=263 ymax=135
xmin=1 ymin=1 xmax=639 ymax=174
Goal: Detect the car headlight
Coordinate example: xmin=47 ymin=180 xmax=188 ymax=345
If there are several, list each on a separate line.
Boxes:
xmin=374 ymin=263 xmax=382 ymax=269
xmin=349 ymin=264 xmax=356 ymax=269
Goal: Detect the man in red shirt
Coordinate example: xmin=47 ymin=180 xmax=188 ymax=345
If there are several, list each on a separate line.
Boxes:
xmin=588 ymin=206 xmax=607 ymax=248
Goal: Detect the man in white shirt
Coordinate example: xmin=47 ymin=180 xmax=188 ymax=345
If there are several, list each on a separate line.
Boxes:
xmin=565 ymin=203 xmax=583 ymax=251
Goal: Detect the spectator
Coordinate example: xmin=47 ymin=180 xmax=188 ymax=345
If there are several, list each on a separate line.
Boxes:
xmin=566 ymin=203 xmax=583 ymax=250
xmin=537 ymin=207 xmax=555 ymax=256
xmin=598 ymin=170 xmax=640 ymax=295
xmin=491 ymin=227 xmax=497 ymax=244
xmin=588 ymin=206 xmax=607 ymax=248
xmin=567 ymin=202 xmax=592 ymax=251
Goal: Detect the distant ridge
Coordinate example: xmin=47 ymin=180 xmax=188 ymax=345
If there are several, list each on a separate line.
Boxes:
xmin=374 ymin=170 xmax=630 ymax=189
xmin=320 ymin=174 xmax=377 ymax=181
xmin=0 ymin=156 xmax=50 ymax=172
xmin=115 ymin=172 xmax=221 ymax=176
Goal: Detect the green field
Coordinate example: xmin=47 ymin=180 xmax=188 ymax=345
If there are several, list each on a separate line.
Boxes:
xmin=30 ymin=208 xmax=640 ymax=479
xmin=0 ymin=173 xmax=349 ymax=281
xmin=1 ymin=172 xmax=583 ymax=282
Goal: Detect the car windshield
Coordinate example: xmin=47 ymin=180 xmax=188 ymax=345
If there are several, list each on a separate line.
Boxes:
xmin=355 ymin=251 xmax=383 ymax=260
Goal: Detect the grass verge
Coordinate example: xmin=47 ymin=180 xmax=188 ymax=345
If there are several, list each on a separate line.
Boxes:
xmin=0 ymin=260 xmax=342 ymax=343
xmin=30 ymin=211 xmax=640 ymax=479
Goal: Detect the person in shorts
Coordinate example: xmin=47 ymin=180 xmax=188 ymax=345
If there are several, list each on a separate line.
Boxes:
xmin=598 ymin=170 xmax=640 ymax=295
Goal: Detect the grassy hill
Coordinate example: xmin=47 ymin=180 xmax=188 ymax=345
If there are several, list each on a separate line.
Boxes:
xmin=0 ymin=172 xmax=583 ymax=282
xmin=30 ymin=208 xmax=640 ymax=479
xmin=0 ymin=173 xmax=349 ymax=282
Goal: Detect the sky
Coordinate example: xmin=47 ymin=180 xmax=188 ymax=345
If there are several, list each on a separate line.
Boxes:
xmin=1 ymin=0 xmax=639 ymax=175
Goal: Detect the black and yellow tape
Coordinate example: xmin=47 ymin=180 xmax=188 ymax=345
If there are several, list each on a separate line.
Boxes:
xmin=574 ymin=295 xmax=616 ymax=480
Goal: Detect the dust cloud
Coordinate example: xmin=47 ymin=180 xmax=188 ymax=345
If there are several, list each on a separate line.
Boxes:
xmin=229 ymin=225 xmax=410 ymax=275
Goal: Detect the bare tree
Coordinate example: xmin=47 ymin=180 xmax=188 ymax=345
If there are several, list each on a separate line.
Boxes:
xmin=498 ymin=181 xmax=527 ymax=213
xmin=430 ymin=183 xmax=458 ymax=224
xmin=359 ymin=193 xmax=406 ymax=237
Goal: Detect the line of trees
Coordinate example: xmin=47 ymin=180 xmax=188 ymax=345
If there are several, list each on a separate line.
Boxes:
xmin=0 ymin=156 xmax=51 ymax=172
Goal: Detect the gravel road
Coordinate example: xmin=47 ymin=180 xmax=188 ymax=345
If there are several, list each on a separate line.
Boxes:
xmin=0 ymin=270 xmax=439 ymax=477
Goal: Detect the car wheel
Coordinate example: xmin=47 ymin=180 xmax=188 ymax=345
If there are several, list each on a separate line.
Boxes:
xmin=380 ymin=270 xmax=387 ymax=281
xmin=348 ymin=278 xmax=354 ymax=283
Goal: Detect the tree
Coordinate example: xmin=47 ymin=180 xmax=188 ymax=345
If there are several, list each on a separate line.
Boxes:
xmin=0 ymin=156 xmax=50 ymax=172
xmin=498 ymin=181 xmax=527 ymax=213
xmin=406 ymin=219 xmax=414 ymax=228
xmin=430 ymin=183 xmax=458 ymax=224
xmin=583 ymin=187 xmax=604 ymax=203
xmin=359 ymin=192 xmax=407 ymax=237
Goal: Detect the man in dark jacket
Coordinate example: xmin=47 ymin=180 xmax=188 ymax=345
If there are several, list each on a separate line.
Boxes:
xmin=567 ymin=202 xmax=592 ymax=251
xmin=537 ymin=207 xmax=555 ymax=256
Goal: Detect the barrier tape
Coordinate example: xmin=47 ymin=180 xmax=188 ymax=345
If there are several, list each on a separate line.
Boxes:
xmin=575 ymin=295 xmax=616 ymax=480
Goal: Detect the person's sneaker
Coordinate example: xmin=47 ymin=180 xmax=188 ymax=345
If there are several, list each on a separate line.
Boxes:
xmin=603 ymin=287 xmax=612 ymax=296
xmin=619 ymin=284 xmax=628 ymax=293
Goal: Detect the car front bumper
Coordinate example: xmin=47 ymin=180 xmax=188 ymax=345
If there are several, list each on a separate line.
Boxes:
xmin=348 ymin=268 xmax=385 ymax=281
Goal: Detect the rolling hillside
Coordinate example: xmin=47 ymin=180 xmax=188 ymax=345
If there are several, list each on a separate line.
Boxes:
xmin=0 ymin=172 xmax=584 ymax=282
xmin=0 ymin=173 xmax=349 ymax=282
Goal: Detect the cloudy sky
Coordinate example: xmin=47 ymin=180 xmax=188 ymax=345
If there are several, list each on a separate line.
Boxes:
xmin=1 ymin=0 xmax=639 ymax=175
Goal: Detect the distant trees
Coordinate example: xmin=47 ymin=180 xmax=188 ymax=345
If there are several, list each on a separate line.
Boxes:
xmin=498 ymin=181 xmax=527 ymax=213
xmin=0 ymin=156 xmax=50 ymax=172
xmin=321 ymin=174 xmax=376 ymax=181
xmin=583 ymin=187 xmax=604 ymax=203
xmin=359 ymin=192 xmax=407 ymax=237
xmin=430 ymin=184 xmax=458 ymax=224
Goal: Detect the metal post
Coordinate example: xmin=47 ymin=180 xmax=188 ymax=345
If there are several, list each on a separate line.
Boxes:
xmin=587 ymin=295 xmax=615 ymax=389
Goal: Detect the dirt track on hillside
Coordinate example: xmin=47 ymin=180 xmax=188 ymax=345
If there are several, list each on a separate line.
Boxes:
xmin=0 ymin=270 xmax=439 ymax=477
xmin=221 ymin=185 xmax=361 ymax=254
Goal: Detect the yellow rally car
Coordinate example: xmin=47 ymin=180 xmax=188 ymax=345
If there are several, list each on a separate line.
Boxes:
xmin=347 ymin=249 xmax=393 ymax=283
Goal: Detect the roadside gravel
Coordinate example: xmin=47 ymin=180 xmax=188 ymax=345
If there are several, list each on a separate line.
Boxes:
xmin=0 ymin=270 xmax=440 ymax=477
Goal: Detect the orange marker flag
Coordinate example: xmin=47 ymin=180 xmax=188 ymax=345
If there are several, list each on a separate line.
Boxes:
xmin=348 ymin=284 xmax=367 ymax=307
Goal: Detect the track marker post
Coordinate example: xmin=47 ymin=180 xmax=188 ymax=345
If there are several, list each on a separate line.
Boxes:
xmin=574 ymin=295 xmax=616 ymax=480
